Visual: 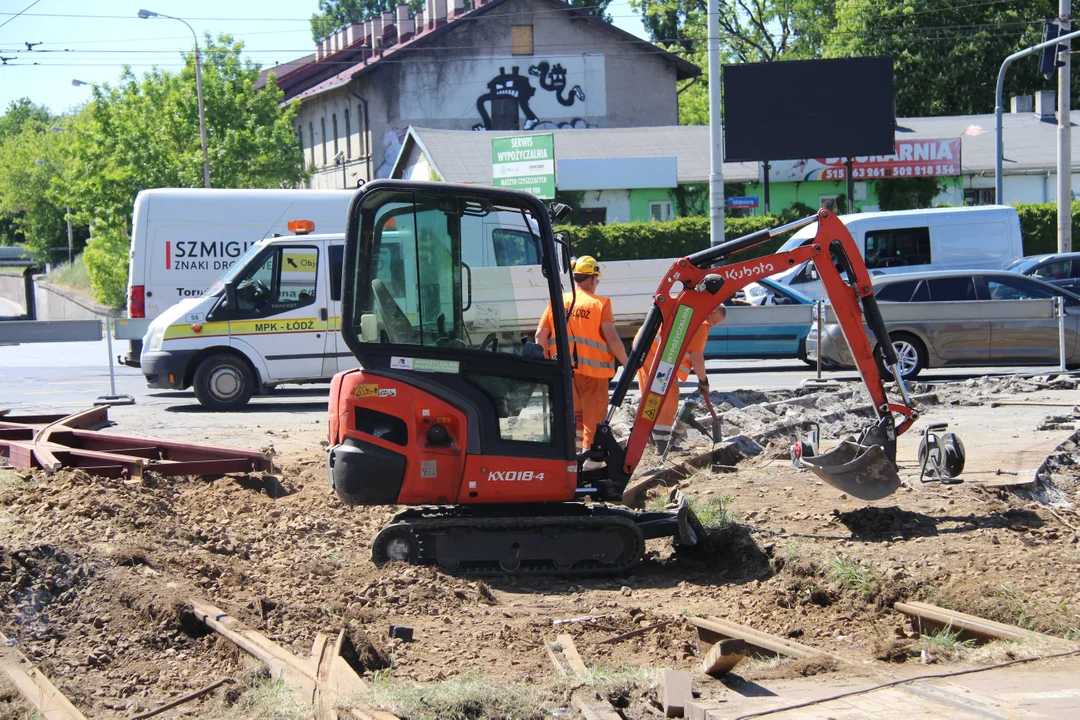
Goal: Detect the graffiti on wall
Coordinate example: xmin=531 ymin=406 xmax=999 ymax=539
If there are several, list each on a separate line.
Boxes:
xmin=471 ymin=62 xmax=593 ymax=131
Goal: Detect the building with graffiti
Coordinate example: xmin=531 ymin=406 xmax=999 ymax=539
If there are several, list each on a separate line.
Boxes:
xmin=389 ymin=99 xmax=1080 ymax=223
xmin=257 ymin=0 xmax=699 ymax=190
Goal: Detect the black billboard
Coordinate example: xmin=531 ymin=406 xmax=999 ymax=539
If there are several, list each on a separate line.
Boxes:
xmin=722 ymin=57 xmax=895 ymax=163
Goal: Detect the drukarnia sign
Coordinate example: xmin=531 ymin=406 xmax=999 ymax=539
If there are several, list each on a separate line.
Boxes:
xmin=765 ymin=139 xmax=962 ymax=182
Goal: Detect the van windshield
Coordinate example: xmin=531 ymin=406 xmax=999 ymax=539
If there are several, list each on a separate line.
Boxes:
xmin=205 ymin=242 xmax=267 ymax=296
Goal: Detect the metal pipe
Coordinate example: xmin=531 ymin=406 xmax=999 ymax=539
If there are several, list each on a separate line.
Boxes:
xmin=707 ymin=0 xmax=724 ymax=246
xmin=1059 ymin=0 xmax=1072 ymax=253
xmin=1058 ymin=295 xmax=1068 ymax=372
xmin=995 ymin=27 xmax=1080 ymax=202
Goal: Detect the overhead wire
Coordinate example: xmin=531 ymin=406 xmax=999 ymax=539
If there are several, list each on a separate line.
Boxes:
xmin=0 ymin=0 xmax=44 ymax=31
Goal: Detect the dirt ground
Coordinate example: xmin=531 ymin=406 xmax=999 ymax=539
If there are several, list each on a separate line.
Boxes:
xmin=2 ymin=375 xmax=1079 ymax=719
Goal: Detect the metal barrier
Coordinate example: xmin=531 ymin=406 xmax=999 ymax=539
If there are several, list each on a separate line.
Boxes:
xmin=0 ymin=319 xmax=103 ymax=343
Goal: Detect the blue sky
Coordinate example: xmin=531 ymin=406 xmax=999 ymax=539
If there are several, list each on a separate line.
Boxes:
xmin=0 ymin=0 xmax=649 ymax=115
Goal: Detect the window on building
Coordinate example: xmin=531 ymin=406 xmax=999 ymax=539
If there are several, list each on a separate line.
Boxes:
xmin=511 ymin=25 xmax=534 ymax=55
xmin=332 ymin=113 xmax=339 ymax=157
xmin=491 ymin=98 xmax=519 ymax=130
xmin=964 ymin=188 xmax=996 ymax=206
xmin=649 ymin=201 xmax=673 ymax=222
xmin=578 ymin=208 xmax=607 ymax=226
xmin=357 ymin=104 xmax=367 ymax=158
xmin=308 ymin=122 xmax=315 ymax=166
xmin=864 ymin=227 xmax=931 ymax=270
xmin=320 ymin=117 xmax=328 ymax=165
xmin=819 ymin=195 xmax=842 ymax=213
xmin=344 ymin=108 xmax=352 ymax=159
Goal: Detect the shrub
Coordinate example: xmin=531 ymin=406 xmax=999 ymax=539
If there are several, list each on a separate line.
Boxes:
xmin=1015 ymin=201 xmax=1080 ymax=256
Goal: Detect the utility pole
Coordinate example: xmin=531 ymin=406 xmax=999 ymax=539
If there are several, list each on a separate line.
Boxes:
xmin=707 ymin=0 xmax=725 ymax=246
xmin=1059 ymin=0 xmax=1072 ymax=253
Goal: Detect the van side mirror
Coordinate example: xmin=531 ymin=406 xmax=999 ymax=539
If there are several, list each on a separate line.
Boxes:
xmin=223 ymin=280 xmax=237 ymax=309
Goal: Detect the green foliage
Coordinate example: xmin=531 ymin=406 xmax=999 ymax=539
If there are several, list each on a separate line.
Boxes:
xmin=61 ymin=35 xmax=307 ymax=307
xmin=826 ymin=555 xmax=881 ymax=597
xmin=689 ymin=495 xmax=735 ymax=530
xmin=556 ymin=214 xmax=789 ymax=262
xmin=310 ymin=0 xmax=425 ymax=42
xmin=0 ymin=101 xmax=70 ymax=260
xmin=631 ymin=0 xmax=835 ymax=124
xmin=824 ymin=1 xmax=1064 ymax=117
xmin=920 ymin=623 xmax=977 ymax=650
xmin=875 ymin=178 xmax=942 ymax=211
xmin=1015 ymin=202 xmax=1080 ymax=256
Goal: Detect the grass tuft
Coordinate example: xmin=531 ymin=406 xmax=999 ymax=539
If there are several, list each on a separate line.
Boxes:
xmin=43 ymin=256 xmax=92 ymax=295
xmin=367 ymin=671 xmax=553 ymax=720
xmin=826 ymin=555 xmax=881 ymax=597
xmin=690 ymin=495 xmax=736 ymax=530
xmin=919 ymin=624 xmax=976 ymax=651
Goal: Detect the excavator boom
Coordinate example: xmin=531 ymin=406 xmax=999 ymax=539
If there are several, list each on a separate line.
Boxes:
xmin=586 ymin=209 xmax=920 ymax=502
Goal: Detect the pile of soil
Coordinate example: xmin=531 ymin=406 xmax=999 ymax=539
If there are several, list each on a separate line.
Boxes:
xmin=1 ymin=377 xmax=1079 ymax=718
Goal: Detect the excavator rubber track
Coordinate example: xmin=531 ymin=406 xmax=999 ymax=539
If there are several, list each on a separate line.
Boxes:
xmin=371 ymin=503 xmax=672 ymax=576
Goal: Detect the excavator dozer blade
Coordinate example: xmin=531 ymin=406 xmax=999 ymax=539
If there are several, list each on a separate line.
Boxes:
xmin=800 ymin=441 xmax=902 ymax=501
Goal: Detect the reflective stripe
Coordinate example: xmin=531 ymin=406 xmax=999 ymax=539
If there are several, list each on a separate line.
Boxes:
xmin=576 ymin=356 xmax=616 ymax=369
xmin=546 ymin=334 xmax=611 ymax=352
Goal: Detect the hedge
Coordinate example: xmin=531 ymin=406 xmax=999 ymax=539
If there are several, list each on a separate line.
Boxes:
xmin=556 ymin=203 xmax=1080 ymax=264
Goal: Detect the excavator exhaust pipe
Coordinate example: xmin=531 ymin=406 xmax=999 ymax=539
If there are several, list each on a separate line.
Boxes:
xmin=800 ymin=441 xmax=902 ymax=501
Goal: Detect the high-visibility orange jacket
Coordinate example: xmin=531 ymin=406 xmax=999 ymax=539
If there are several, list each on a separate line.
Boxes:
xmin=635 ymin=320 xmax=711 ymax=384
xmin=539 ymin=290 xmax=617 ymax=378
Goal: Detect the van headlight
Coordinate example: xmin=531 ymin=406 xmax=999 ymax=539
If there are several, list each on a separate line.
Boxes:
xmin=145 ymin=324 xmax=166 ymax=353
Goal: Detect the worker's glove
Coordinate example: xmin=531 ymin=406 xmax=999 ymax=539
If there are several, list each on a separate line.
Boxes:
xmin=697 ymin=380 xmax=710 ymax=396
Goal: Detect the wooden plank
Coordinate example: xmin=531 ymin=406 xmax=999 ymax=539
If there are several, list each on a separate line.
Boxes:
xmin=686 ymin=616 xmax=833 ymax=661
xmin=662 ymin=669 xmax=692 ymax=718
xmin=556 ymin=633 xmax=588 ymax=677
xmin=571 ymin=688 xmax=623 ymax=720
xmin=895 ymin=601 xmax=1080 ymax=648
xmin=701 ymin=638 xmax=747 ymax=676
xmin=0 ymin=633 xmax=87 ymax=720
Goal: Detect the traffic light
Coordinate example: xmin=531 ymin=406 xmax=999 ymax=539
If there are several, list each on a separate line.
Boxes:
xmin=1040 ymin=21 xmax=1067 ymax=80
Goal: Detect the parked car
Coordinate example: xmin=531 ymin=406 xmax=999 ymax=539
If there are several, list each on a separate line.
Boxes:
xmin=1002 ymin=252 xmax=1080 ymax=294
xmin=805 ymin=270 xmax=1080 ymax=379
xmin=746 ymin=205 xmax=1024 ymax=303
xmin=706 ymin=278 xmax=816 ymax=360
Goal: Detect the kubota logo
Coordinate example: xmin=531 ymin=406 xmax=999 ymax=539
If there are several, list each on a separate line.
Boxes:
xmin=722 ymin=261 xmax=775 ymax=281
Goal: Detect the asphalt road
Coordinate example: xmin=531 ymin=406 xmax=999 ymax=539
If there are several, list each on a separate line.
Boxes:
xmin=0 ymin=336 xmax=1068 ymax=442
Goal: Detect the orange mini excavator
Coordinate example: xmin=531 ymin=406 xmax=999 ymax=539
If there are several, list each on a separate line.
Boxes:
xmin=326 ymin=180 xmax=955 ymax=574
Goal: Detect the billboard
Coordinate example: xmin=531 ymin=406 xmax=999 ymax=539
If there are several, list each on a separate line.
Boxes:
xmin=764 ymin=139 xmax=962 ymax=182
xmin=492 ymin=133 xmax=555 ymax=199
xmin=723 ymin=57 xmax=895 ymax=163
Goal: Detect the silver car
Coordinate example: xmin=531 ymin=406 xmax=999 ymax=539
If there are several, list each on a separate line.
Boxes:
xmin=805 ymin=270 xmax=1080 ymax=379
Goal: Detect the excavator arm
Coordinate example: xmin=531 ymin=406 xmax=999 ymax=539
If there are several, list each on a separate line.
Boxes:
xmin=587 ymin=209 xmax=919 ymax=502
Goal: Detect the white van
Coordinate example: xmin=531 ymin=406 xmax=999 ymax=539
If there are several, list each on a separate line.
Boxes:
xmin=123 ymin=188 xmax=355 ymax=364
xmin=140 ymin=211 xmax=591 ymax=409
xmin=745 ymin=206 xmax=1024 ymax=303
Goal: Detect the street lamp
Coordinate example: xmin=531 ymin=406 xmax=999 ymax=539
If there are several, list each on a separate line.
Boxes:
xmin=34 ymin=158 xmax=74 ymax=265
xmin=71 ymin=79 xmax=94 ymax=87
xmin=138 ymin=8 xmax=210 ymax=188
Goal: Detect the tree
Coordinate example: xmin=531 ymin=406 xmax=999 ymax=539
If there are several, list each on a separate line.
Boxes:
xmin=631 ymin=0 xmax=835 ymax=124
xmin=823 ymin=0 xmax=1066 ymax=117
xmin=0 ymin=99 xmax=69 ymax=256
xmin=65 ymin=35 xmax=307 ymax=306
xmin=875 ymin=178 xmax=941 ymax=211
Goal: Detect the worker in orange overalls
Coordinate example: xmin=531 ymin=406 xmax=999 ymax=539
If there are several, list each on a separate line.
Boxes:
xmin=635 ymin=305 xmax=727 ymax=454
xmin=535 ymin=256 xmax=629 ymax=451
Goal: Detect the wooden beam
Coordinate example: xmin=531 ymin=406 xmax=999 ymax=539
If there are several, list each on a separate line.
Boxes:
xmin=556 ymin=633 xmax=588 ymax=677
xmin=894 ymin=601 xmax=1080 ymax=648
xmin=0 ymin=633 xmax=87 ymax=720
xmin=700 ymin=638 xmax=747 ymax=676
xmin=686 ymin=616 xmax=835 ymax=661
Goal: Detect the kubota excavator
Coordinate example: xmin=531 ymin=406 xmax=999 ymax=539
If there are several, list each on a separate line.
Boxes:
xmin=326 ymin=180 xmax=953 ymax=574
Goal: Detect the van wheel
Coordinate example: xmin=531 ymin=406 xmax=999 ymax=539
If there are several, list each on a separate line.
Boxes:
xmin=877 ymin=333 xmax=926 ymax=380
xmin=193 ymin=354 xmax=255 ymax=411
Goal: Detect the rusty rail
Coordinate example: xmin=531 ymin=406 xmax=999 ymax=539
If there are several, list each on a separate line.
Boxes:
xmin=0 ymin=407 xmax=272 ymax=478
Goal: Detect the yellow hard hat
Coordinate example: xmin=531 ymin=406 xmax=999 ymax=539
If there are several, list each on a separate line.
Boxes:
xmin=573 ymin=255 xmax=601 ymax=277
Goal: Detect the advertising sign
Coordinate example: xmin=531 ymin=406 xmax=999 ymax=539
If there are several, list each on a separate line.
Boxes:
xmin=763 ymin=138 xmax=962 ymax=182
xmin=492 ymin=133 xmax=555 ymax=199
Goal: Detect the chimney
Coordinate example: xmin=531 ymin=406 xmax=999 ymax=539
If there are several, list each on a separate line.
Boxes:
xmin=1035 ymin=90 xmax=1056 ymax=120
xmin=337 ymin=29 xmax=349 ymax=52
xmin=316 ymin=39 xmax=326 ymax=61
xmin=451 ymin=0 xmax=465 ymax=18
xmin=332 ymin=31 xmax=341 ymax=53
xmin=382 ymin=11 xmax=396 ymax=45
xmin=426 ymin=0 xmax=436 ymax=29
xmin=435 ymin=0 xmax=448 ymax=25
xmin=1010 ymin=95 xmax=1034 ymax=114
xmin=345 ymin=22 xmax=364 ymax=47
xmin=397 ymin=4 xmax=415 ymax=41
xmin=372 ymin=17 xmax=385 ymax=53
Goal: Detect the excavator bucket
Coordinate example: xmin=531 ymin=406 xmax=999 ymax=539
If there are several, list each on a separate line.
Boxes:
xmin=800 ymin=440 xmax=902 ymax=501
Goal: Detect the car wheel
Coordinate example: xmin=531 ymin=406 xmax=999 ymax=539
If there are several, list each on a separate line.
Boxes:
xmin=193 ymin=354 xmax=255 ymax=411
xmin=878 ymin=333 xmax=926 ymax=380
